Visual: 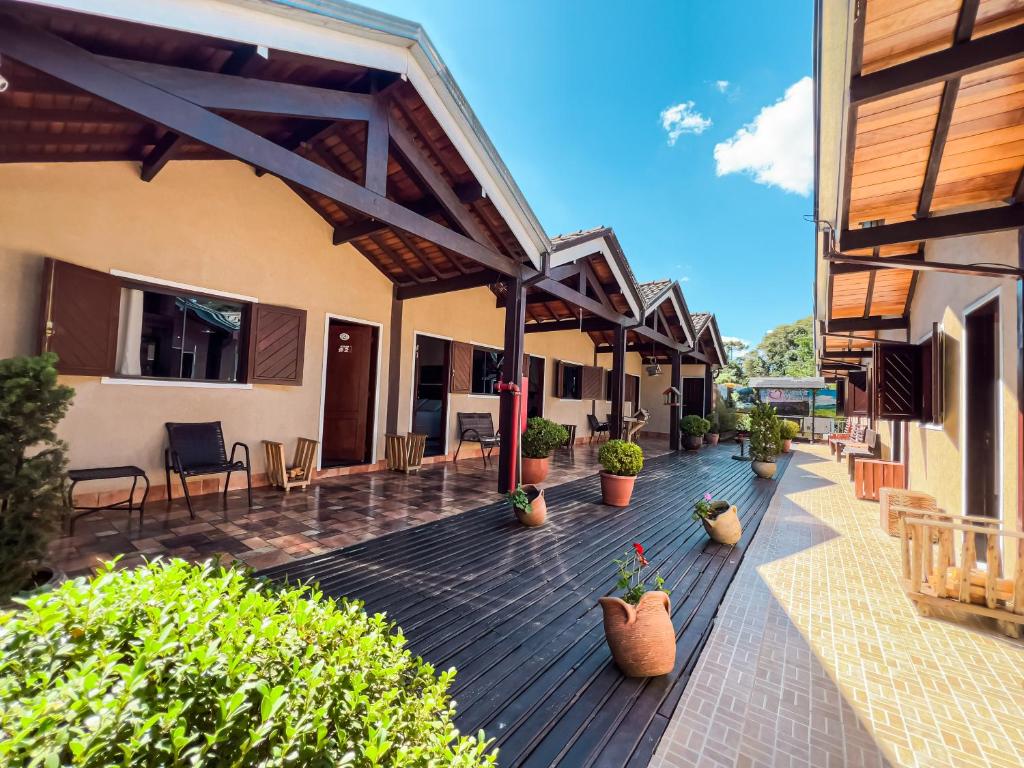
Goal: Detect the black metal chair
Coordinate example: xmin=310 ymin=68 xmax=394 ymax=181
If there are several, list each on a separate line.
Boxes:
xmin=165 ymin=421 xmax=251 ymax=518
xmin=454 ymin=412 xmax=500 ymax=468
xmin=588 ymin=413 xmax=609 ymax=444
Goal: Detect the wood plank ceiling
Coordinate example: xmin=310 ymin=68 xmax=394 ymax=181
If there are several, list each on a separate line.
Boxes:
xmin=824 ymin=0 xmax=1024 ymax=371
xmin=0 ymin=1 xmax=530 ymax=290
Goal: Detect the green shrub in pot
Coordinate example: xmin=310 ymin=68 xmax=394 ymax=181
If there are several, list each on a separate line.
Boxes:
xmin=679 ymin=415 xmax=711 ymax=438
xmin=0 ymin=352 xmax=74 ymax=602
xmin=0 ymin=559 xmax=496 ymax=767
xmin=749 ymin=403 xmax=782 ymax=478
xmin=598 ymin=439 xmax=644 ymax=476
xmin=521 ymin=417 xmax=569 ymax=459
xmin=778 ymin=419 xmax=800 ymax=451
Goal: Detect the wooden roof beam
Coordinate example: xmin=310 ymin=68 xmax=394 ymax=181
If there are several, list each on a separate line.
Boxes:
xmin=395 ymin=269 xmax=498 ymax=300
xmin=850 ymin=20 xmax=1024 ymax=106
xmin=0 ymin=17 xmax=522 ymax=278
xmin=827 ymin=249 xmax=1024 ymax=279
xmin=840 ymin=205 xmax=1024 ymax=250
xmin=826 ymin=316 xmax=908 ymax=332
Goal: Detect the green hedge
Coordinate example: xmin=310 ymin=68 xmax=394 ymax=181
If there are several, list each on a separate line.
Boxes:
xmin=0 ymin=560 xmax=495 ymax=767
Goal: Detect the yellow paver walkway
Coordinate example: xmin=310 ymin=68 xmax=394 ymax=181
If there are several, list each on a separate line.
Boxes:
xmin=652 ymin=445 xmax=1024 ymax=768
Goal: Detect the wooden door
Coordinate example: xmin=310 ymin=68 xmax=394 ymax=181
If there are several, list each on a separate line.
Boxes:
xmin=322 ymin=321 xmax=376 ymax=465
xmin=682 ymin=377 xmax=705 ymax=418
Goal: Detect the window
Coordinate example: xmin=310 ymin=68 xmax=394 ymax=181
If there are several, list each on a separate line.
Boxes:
xmin=117 ymin=286 xmax=246 ymax=383
xmin=471 ymin=346 xmax=504 ymax=395
xmin=560 ymin=363 xmax=583 ymax=400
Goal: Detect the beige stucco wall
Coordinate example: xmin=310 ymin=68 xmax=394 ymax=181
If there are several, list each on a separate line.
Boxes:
xmin=0 ymin=160 xmax=646 ymax=494
xmin=639 ymin=363 xmax=708 ymax=434
xmin=899 ymin=231 xmax=1020 ymax=541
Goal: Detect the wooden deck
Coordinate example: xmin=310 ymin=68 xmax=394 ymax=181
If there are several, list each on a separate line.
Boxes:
xmin=260 ymin=445 xmax=790 ymax=767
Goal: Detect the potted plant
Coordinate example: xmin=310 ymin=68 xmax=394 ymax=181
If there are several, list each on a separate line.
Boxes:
xmin=598 ymin=543 xmax=675 ymax=677
xmin=507 ymin=483 xmax=546 ymax=527
xmin=749 ymin=402 xmax=781 ymax=479
xmin=692 ymin=492 xmax=742 ymax=545
xmin=779 ymin=419 xmax=800 ymax=453
xmin=521 ymin=417 xmax=569 ymax=485
xmin=598 ymin=439 xmax=643 ymax=507
xmin=705 ymin=411 xmax=720 ymax=446
xmin=0 ymin=353 xmax=74 ymax=604
xmin=735 ymin=413 xmax=751 ymax=439
xmin=680 ymin=415 xmax=710 ymax=451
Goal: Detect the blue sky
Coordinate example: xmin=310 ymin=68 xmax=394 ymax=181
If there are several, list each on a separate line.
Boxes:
xmin=361 ymin=0 xmax=813 ymax=346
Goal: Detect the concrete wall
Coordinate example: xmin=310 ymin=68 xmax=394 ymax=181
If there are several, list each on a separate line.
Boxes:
xmin=640 ymin=363 xmax=708 ymax=434
xmin=0 ymin=160 xmax=647 ymax=497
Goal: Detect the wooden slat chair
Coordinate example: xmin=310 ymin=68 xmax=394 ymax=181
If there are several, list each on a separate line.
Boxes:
xmin=840 ymin=428 xmax=879 ymax=478
xmin=263 ymin=437 xmax=318 ymax=492
xmin=454 ymin=412 xmax=500 ymax=468
xmin=831 ymin=423 xmax=866 ymax=456
xmin=588 ymin=413 xmax=610 ymax=444
xmin=897 ymin=507 xmax=1024 ymax=639
xmin=165 ymin=421 xmax=251 ymax=519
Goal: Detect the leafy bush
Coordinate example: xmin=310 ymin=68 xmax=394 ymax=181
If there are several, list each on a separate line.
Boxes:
xmin=0 ymin=560 xmax=495 ymax=767
xmin=779 ymin=419 xmax=800 ymax=441
xmin=521 ymin=417 xmax=569 ymax=459
xmin=0 ymin=353 xmax=74 ymax=602
xmin=735 ymin=414 xmax=751 ymax=434
xmin=749 ymin=403 xmax=781 ymax=463
xmin=707 ymin=410 xmax=720 ymax=434
xmin=712 ymin=398 xmax=736 ymax=432
xmin=679 ymin=415 xmax=710 ymax=437
xmin=599 ymin=439 xmax=644 ymax=477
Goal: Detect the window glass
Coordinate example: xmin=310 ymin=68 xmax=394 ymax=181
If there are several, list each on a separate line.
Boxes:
xmin=920 ymin=336 xmax=933 ymax=424
xmin=116 ymin=287 xmax=244 ymax=382
xmin=561 ymin=363 xmax=582 ymax=400
xmin=471 ymin=347 xmax=503 ymax=395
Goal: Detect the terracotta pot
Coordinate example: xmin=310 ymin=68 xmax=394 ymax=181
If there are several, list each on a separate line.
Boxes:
xmin=706 ymin=433 xmax=720 ymax=446
xmin=600 ymin=471 xmax=636 ymax=507
xmin=683 ymin=435 xmax=703 ymax=451
xmin=521 ymin=456 xmax=550 ymax=485
xmin=752 ymin=460 xmax=777 ymax=479
xmin=781 ymin=439 xmax=792 ymax=453
xmin=514 ymin=485 xmax=547 ymax=527
xmin=598 ymin=591 xmax=676 ymax=677
xmin=3 ymin=564 xmax=66 ymax=610
xmin=701 ymin=505 xmax=742 ymax=545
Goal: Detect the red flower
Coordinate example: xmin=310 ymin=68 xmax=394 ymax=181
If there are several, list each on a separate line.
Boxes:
xmin=633 ymin=542 xmax=649 ymax=567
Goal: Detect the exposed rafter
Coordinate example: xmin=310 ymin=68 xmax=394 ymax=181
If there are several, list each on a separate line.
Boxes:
xmin=826 ymin=316 xmax=908 ymax=332
xmin=840 ymin=206 xmax=1024 ymax=250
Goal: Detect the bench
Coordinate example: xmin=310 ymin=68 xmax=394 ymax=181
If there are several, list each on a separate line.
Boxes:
xmin=454 ymin=412 xmax=500 ymax=468
xmin=66 ymin=465 xmax=149 ymax=534
xmin=839 ymin=428 xmax=879 ymax=479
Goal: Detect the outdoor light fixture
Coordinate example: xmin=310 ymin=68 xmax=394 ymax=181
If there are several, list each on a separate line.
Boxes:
xmin=645 ymin=357 xmax=661 ymax=377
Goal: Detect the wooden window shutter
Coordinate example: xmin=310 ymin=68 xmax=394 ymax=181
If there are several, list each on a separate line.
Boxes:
xmin=625 ymin=374 xmax=639 ymax=407
xmin=39 ymin=257 xmax=120 ymax=376
xmin=581 ymin=365 xmax=604 ymax=400
xmin=873 ymin=343 xmax=921 ymax=421
xmin=930 ymin=323 xmax=944 ymax=424
xmin=553 ymin=360 xmax=564 ymax=397
xmin=848 ymin=370 xmax=869 ymax=416
xmin=450 ymin=341 xmax=473 ymax=394
xmin=246 ymin=303 xmax=306 ymax=385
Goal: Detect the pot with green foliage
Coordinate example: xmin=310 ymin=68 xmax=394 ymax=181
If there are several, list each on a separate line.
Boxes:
xmin=693 ymin=492 xmax=742 ymax=545
xmin=749 ymin=402 xmax=782 ymax=479
xmin=598 ymin=439 xmax=644 ymax=506
xmin=521 ymin=417 xmax=569 ymax=485
xmin=1 ymin=353 xmax=74 ymax=604
xmin=507 ymin=483 xmax=546 ymax=527
xmin=0 ymin=559 xmax=496 ymax=766
xmin=706 ymin=411 xmax=721 ymax=446
xmin=779 ymin=419 xmax=800 ymax=453
xmin=680 ymin=415 xmax=710 ymax=451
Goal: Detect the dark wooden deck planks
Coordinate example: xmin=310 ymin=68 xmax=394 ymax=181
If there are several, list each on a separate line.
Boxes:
xmin=260 ymin=446 xmax=789 ymax=767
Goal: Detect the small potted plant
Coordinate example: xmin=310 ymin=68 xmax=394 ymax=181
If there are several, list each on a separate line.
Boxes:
xmin=521 ymin=417 xmax=569 ymax=485
xmin=749 ymin=402 xmax=781 ymax=479
xmin=598 ymin=439 xmax=643 ymax=506
xmin=705 ymin=411 xmax=720 ymax=446
xmin=599 ymin=543 xmax=675 ymax=677
xmin=0 ymin=353 xmax=74 ymax=605
xmin=507 ymin=483 xmax=546 ymax=527
xmin=735 ymin=413 xmax=751 ymax=439
xmin=779 ymin=419 xmax=800 ymax=453
xmin=680 ymin=415 xmax=710 ymax=451
xmin=692 ymin=492 xmax=742 ymax=545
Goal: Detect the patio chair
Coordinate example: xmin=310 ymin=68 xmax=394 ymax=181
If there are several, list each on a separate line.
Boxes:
xmin=830 ymin=423 xmax=865 ymax=455
xmin=588 ymin=413 xmax=610 ymax=444
xmin=263 ymin=437 xmax=318 ymax=492
xmin=841 ymin=429 xmax=879 ymax=479
xmin=454 ymin=412 xmax=500 ymax=468
xmin=165 ymin=421 xmax=252 ymax=518
xmin=897 ymin=506 xmax=1024 ymax=638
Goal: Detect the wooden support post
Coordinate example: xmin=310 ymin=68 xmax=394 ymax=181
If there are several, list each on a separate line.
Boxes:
xmin=610 ymin=324 xmax=626 ymax=440
xmin=670 ymin=351 xmax=682 ymax=451
xmin=385 ymin=285 xmax=403 ymax=434
xmin=498 ymin=277 xmax=526 ymax=494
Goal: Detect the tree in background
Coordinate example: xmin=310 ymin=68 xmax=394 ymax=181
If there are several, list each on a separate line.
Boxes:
xmin=715 ymin=316 xmax=814 ymax=385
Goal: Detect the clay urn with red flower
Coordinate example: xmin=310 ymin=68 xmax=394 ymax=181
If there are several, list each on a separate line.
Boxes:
xmin=598 ymin=543 xmax=675 ymax=677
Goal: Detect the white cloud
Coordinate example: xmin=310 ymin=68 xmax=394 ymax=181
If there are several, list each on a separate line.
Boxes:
xmin=660 ymin=101 xmax=712 ymax=145
xmin=713 ymin=80 xmax=730 ymax=93
xmin=722 ymin=335 xmax=749 ymax=348
xmin=713 ymin=76 xmax=813 ymax=196
xmin=679 ymin=276 xmax=691 ymax=283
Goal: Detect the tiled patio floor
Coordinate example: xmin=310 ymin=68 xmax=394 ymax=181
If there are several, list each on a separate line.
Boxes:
xmin=51 ymin=437 xmax=671 ymax=577
xmin=652 ymin=445 xmax=1024 ymax=768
